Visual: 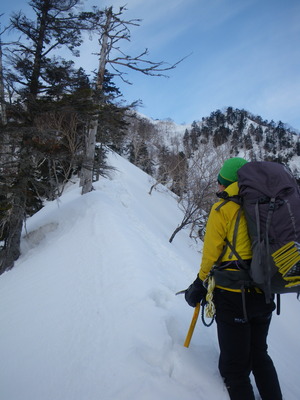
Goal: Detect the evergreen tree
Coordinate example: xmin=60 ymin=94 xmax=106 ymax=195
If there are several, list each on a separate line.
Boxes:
xmin=189 ymin=121 xmax=201 ymax=151
xmin=96 ymin=71 xmax=130 ymax=155
xmin=7 ymin=0 xmax=99 ymax=117
xmin=0 ymin=0 xmax=102 ymax=273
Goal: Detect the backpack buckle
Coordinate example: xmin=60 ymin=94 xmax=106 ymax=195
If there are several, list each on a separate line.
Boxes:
xmin=269 ymin=197 xmax=276 ymax=210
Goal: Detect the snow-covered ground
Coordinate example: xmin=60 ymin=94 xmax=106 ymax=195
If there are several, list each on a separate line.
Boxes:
xmin=0 ymin=151 xmax=299 ymax=400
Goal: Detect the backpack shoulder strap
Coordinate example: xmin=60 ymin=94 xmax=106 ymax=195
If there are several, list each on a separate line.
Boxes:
xmin=214 ymin=201 xmax=248 ymax=269
xmin=215 ymin=192 xmax=241 ymax=211
xmin=225 ymin=207 xmax=249 ymax=269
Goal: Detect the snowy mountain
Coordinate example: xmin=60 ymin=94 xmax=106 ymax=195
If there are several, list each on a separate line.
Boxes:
xmin=0 ymin=150 xmax=299 ymax=400
xmin=125 ymin=108 xmax=300 ymax=181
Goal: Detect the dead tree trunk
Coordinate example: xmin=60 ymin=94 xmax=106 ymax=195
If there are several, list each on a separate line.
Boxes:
xmin=0 ymin=164 xmax=28 ymax=273
xmin=79 ymin=5 xmax=185 ymax=194
xmin=0 ymin=37 xmax=7 ymax=125
xmin=80 ymin=8 xmax=112 ymax=194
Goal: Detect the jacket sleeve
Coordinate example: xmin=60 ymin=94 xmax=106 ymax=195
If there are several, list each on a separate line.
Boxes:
xmin=198 ymin=203 xmax=228 ymax=281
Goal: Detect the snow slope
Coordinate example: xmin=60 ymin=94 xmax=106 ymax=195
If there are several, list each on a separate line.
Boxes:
xmin=0 ymin=151 xmax=299 ymax=400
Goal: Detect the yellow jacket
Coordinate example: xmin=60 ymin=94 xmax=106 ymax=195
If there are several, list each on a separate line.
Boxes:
xmin=199 ymin=181 xmax=252 ymax=282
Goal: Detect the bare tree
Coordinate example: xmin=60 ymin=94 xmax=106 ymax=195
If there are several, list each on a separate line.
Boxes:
xmin=0 ymin=40 xmax=7 ymax=125
xmin=168 ymin=143 xmax=229 ymax=243
xmin=34 ymin=110 xmax=84 ymax=197
xmin=0 ymin=19 xmax=11 ymax=126
xmin=80 ymin=5 xmax=186 ymax=194
xmin=125 ymin=114 xmax=154 ymax=161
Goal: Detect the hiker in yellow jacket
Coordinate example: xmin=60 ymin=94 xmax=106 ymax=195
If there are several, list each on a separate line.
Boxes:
xmin=185 ymin=157 xmax=282 ymax=400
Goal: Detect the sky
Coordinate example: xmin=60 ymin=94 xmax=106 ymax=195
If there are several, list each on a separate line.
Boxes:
xmin=1 ymin=0 xmax=300 ymax=129
xmin=0 ymin=149 xmax=299 ymax=399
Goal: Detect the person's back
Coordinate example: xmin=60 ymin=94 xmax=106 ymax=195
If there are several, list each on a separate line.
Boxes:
xmin=184 ymin=157 xmax=282 ymax=400
xmin=199 ymin=180 xmax=252 ymax=284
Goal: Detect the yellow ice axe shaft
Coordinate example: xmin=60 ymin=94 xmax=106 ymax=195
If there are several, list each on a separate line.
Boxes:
xmin=184 ymin=302 xmax=200 ymax=348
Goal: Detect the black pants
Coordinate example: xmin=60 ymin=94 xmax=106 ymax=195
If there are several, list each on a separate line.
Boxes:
xmin=214 ymin=289 xmax=282 ymax=400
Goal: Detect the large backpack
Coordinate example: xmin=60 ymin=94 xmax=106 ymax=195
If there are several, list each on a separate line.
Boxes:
xmin=235 ymin=161 xmax=300 ymax=302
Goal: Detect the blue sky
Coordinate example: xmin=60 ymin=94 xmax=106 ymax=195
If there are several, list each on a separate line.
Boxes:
xmin=2 ymin=0 xmax=300 ymax=130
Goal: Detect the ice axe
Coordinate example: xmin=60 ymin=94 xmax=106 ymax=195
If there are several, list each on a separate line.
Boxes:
xmin=176 ymin=289 xmax=200 ymax=348
xmin=183 ymin=302 xmax=200 ymax=347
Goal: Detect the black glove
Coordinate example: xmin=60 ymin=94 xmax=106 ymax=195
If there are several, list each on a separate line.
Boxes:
xmin=185 ymin=276 xmax=207 ymax=307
